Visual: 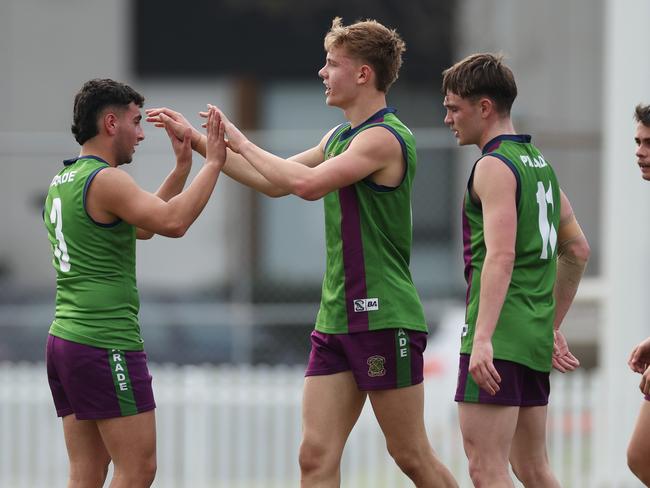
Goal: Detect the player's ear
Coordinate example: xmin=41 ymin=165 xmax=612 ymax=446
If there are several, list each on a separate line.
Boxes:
xmin=358 ymin=64 xmax=372 ymax=86
xmin=479 ymin=97 xmax=494 ymax=119
xmin=103 ymin=112 xmax=119 ymax=136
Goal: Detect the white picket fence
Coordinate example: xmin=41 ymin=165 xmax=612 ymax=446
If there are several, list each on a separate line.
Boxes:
xmin=0 ymin=362 xmax=596 ymax=487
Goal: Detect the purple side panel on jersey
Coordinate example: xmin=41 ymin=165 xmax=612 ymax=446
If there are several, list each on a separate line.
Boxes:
xmin=462 ymin=200 xmax=473 ymax=306
xmin=338 ymin=185 xmax=369 ymax=332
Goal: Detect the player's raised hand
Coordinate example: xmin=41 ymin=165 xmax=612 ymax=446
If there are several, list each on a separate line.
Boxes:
xmin=200 ymin=104 xmax=249 ymax=154
xmin=205 ymin=107 xmax=226 ymax=169
xmin=640 ymin=365 xmax=650 ymax=395
xmin=146 ymin=107 xmax=198 ymax=144
xmin=552 ymin=329 xmax=580 ymax=373
xmin=629 ymin=337 xmax=650 ymax=374
xmin=469 ymin=339 xmax=501 ymax=396
xmin=164 ymin=124 xmax=192 ymax=171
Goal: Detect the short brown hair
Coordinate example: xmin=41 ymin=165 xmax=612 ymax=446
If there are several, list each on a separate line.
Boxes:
xmin=324 ymin=17 xmax=405 ymax=93
xmin=635 ymin=104 xmax=650 ymax=127
xmin=442 ymin=53 xmax=517 ymax=115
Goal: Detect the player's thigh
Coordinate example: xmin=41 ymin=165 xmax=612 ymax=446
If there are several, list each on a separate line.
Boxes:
xmin=96 ymin=410 xmax=156 ymax=467
xmin=629 ymin=399 xmax=650 ymax=460
xmin=46 ymin=336 xmax=156 ymax=420
xmin=302 ymin=372 xmax=366 ymax=448
xmin=62 ymin=414 xmax=110 ymax=466
xmin=368 ymin=383 xmax=429 ymax=447
xmin=509 ymin=405 xmax=550 ymax=465
xmin=458 ymin=403 xmax=519 ymax=460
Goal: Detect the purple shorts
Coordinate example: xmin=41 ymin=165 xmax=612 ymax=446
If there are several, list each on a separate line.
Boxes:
xmin=305 ymin=328 xmax=427 ymax=391
xmin=46 ymin=334 xmax=156 ymax=420
xmin=455 ymin=354 xmax=550 ymax=406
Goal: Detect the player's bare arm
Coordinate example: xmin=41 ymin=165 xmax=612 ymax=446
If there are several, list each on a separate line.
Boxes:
xmin=88 ymin=109 xmax=226 ymax=238
xmin=146 ymin=106 xmax=328 ymax=197
xmin=470 ymin=156 xmax=518 ymax=395
xmin=136 ymin=126 xmax=194 ymax=240
xmin=220 ymin=109 xmax=403 ymax=200
xmin=552 ymin=189 xmax=590 ymax=372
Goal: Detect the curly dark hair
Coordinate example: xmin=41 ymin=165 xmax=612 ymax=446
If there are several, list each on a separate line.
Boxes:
xmin=71 ymin=79 xmax=144 ymax=145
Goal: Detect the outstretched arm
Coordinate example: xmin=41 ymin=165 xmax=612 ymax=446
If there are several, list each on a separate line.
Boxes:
xmin=92 ymin=108 xmax=227 ymax=238
xmin=552 ymin=190 xmax=590 ymax=372
xmin=217 ymin=108 xmax=402 ymax=200
xmin=146 ymin=107 xmax=326 ymax=197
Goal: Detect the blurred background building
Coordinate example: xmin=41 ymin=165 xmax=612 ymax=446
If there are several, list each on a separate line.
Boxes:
xmin=1 ymin=0 xmax=649 ymax=485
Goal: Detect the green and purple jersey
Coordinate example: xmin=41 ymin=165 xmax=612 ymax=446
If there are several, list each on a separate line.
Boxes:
xmin=315 ymin=108 xmax=427 ymax=335
xmin=462 ymin=135 xmax=560 ymax=372
xmin=43 ymin=156 xmax=143 ymax=350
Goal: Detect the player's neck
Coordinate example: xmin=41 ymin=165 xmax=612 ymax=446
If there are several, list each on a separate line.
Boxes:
xmin=79 ymin=140 xmax=117 ymax=167
xmin=478 ymin=118 xmax=517 ymax=150
xmin=343 ymin=92 xmax=388 ymax=128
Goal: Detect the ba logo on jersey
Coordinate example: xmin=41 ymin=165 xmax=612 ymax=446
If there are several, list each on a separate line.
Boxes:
xmin=367 ymin=355 xmax=386 ymax=377
xmin=353 ymin=298 xmax=379 ymax=312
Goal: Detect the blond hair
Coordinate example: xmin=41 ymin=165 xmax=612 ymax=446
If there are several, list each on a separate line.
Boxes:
xmin=324 ymin=17 xmax=405 ymax=93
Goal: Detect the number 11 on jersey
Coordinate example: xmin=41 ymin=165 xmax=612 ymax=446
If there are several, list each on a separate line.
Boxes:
xmin=536 ymin=181 xmax=557 ymax=260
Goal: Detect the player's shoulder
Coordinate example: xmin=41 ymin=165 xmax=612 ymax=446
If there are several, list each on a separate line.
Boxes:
xmin=87 ymin=166 xmax=139 ymax=200
xmin=473 ymin=155 xmax=518 ymax=191
xmin=353 ymin=124 xmax=403 ymax=147
xmin=475 ymin=154 xmax=513 ymax=172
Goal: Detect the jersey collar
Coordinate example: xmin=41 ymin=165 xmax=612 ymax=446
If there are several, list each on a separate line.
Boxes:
xmin=63 ymin=155 xmax=111 ymax=166
xmin=482 ymin=134 xmax=532 ymax=154
xmin=340 ymin=107 xmax=397 ymax=140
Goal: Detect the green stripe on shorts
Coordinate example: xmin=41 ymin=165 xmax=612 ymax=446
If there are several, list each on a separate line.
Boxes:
xmin=463 ymin=372 xmax=480 ymax=402
xmin=108 ymin=349 xmax=138 ymax=416
xmin=395 ymin=328 xmax=412 ymax=388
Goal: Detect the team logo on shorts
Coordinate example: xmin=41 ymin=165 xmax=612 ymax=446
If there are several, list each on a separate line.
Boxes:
xmin=367 ymin=355 xmax=386 ymax=377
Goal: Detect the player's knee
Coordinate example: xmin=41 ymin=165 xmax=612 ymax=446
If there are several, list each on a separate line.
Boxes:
xmin=115 ymin=455 xmax=156 ymax=487
xmin=135 ymin=455 xmax=157 ymax=486
xmin=386 ymin=443 xmax=427 ymax=478
xmin=298 ymin=438 xmax=330 ymax=475
xmin=511 ymin=458 xmax=553 ymax=485
xmin=142 ymin=456 xmax=157 ymax=484
xmin=467 ymin=457 xmax=508 ymax=487
xmin=628 ymin=446 xmax=650 ymax=482
xmin=466 ymin=459 xmax=485 ymax=485
xmin=69 ymin=457 xmax=111 ymax=487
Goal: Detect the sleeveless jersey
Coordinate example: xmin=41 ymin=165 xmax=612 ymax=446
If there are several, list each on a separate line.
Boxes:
xmin=43 ymin=156 xmax=143 ymax=350
xmin=315 ymin=108 xmax=427 ymax=334
xmin=462 ymin=135 xmax=560 ymax=371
